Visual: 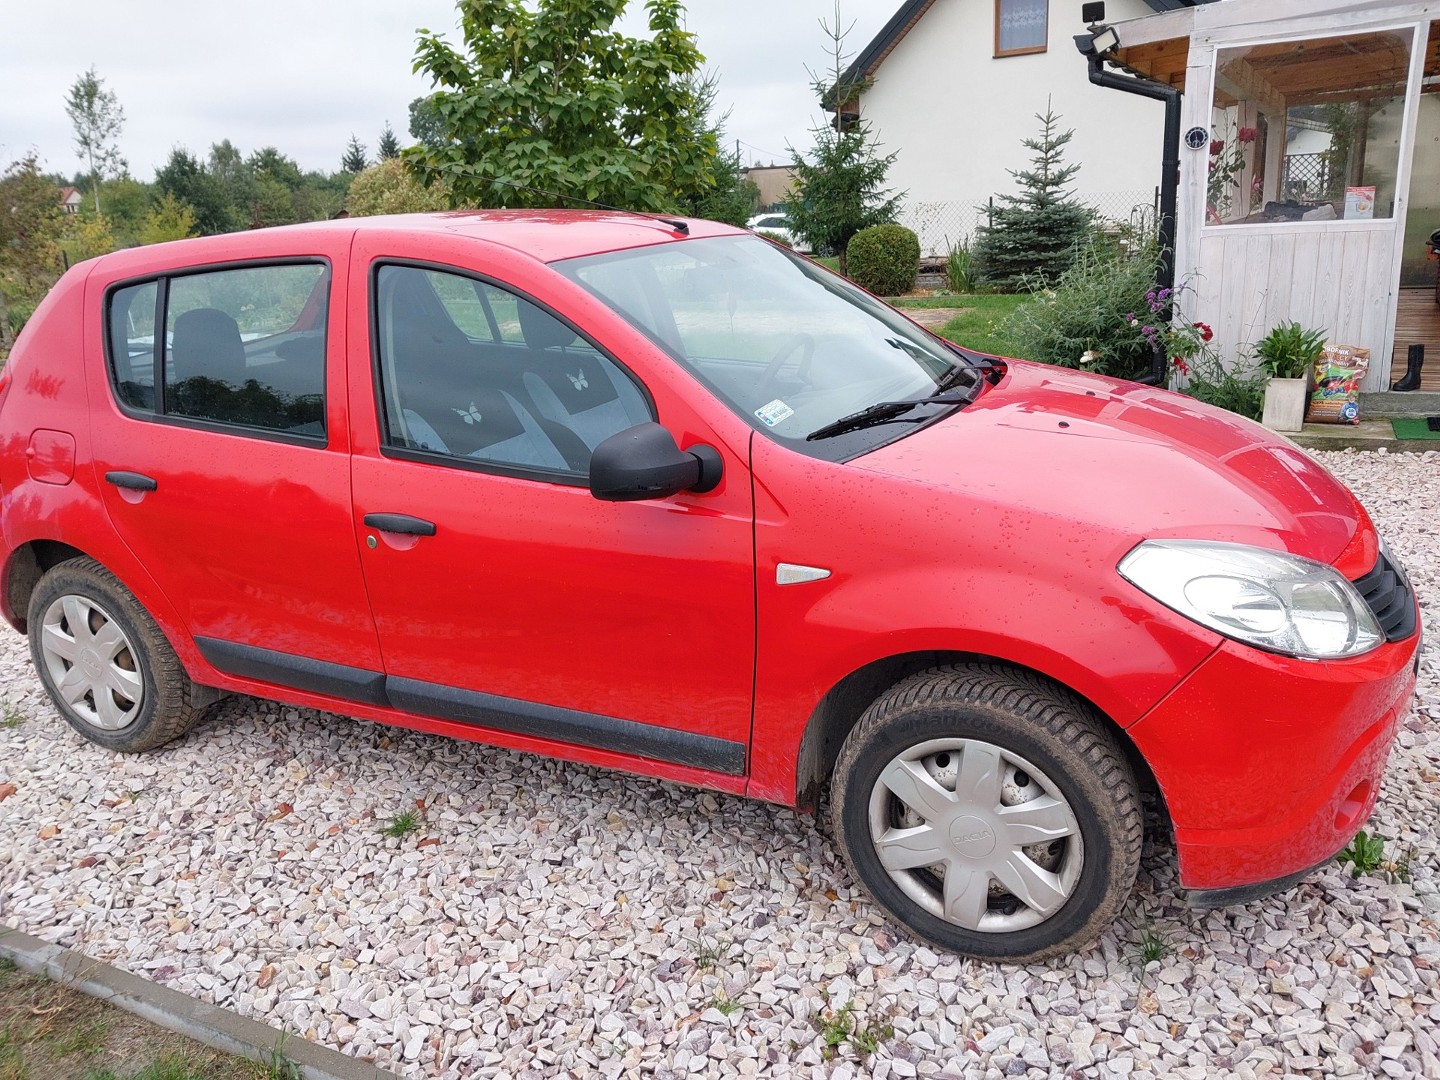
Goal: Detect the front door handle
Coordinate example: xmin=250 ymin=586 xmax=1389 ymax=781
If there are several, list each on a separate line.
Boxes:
xmin=363 ymin=513 xmax=437 ymax=537
xmin=105 ymin=471 xmax=158 ymax=492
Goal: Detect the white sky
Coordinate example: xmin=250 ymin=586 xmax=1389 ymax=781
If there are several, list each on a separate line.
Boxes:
xmin=0 ymin=0 xmax=902 ymax=182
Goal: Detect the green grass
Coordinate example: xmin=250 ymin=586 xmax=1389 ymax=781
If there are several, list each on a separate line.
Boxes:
xmin=84 ymin=1054 xmax=212 ymax=1080
xmin=932 ymin=294 xmax=1030 ymax=356
xmin=1134 ymin=923 xmax=1172 ymax=964
xmin=0 ymin=699 xmax=23 ymax=730
xmin=381 ymin=810 xmax=422 ymax=839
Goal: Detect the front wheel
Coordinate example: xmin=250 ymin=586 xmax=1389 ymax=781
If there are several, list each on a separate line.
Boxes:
xmin=830 ymin=664 xmax=1142 ymax=962
xmin=28 ymin=557 xmax=208 ymax=752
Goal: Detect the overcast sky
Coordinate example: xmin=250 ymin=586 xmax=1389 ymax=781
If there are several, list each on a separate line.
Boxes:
xmin=0 ymin=0 xmax=903 ymax=182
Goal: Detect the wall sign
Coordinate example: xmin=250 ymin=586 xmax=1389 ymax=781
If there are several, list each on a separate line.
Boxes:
xmin=1184 ymin=126 xmax=1210 ymax=150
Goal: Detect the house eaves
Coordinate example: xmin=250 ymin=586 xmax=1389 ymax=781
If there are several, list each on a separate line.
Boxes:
xmin=838 ymin=0 xmax=1221 ymax=96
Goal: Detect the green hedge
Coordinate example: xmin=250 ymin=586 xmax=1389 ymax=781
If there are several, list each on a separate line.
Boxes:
xmin=846 ymin=223 xmax=919 ymax=297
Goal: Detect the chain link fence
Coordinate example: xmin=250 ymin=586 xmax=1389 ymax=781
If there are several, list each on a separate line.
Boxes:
xmin=898 ymin=189 xmax=1160 ymax=257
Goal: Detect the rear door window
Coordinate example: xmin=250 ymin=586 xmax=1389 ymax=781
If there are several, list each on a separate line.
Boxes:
xmin=104 ymin=262 xmax=329 ymax=440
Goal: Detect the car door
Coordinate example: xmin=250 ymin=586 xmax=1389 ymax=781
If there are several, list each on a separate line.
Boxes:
xmin=345 ymin=235 xmax=756 ymax=783
xmin=87 ymin=244 xmax=386 ymax=690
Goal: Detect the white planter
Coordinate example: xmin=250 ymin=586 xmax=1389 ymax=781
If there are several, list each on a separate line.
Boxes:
xmin=1261 ymin=376 xmax=1309 ymax=433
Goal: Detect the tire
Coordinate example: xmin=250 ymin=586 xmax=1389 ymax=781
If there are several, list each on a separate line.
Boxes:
xmin=28 ymin=557 xmax=207 ymax=752
xmin=830 ymin=664 xmax=1142 ymax=962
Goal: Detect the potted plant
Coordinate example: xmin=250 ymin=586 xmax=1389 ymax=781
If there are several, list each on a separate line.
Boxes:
xmin=1255 ymin=322 xmax=1326 ymax=432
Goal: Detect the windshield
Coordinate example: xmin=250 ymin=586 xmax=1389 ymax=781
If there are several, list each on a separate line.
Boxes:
xmin=554 ymin=235 xmax=984 ymax=460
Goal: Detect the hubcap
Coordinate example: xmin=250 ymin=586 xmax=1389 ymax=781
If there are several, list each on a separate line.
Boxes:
xmin=39 ymin=594 xmax=144 ymax=731
xmin=867 ymin=738 xmax=1083 ymax=933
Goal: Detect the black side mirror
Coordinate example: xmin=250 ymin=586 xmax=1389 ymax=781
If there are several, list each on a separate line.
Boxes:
xmin=590 ymin=423 xmax=723 ymax=502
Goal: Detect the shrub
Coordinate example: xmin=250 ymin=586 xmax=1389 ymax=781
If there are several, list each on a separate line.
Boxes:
xmin=757 ymin=230 xmax=793 ymax=248
xmin=846 ymin=223 xmax=920 ymax=297
xmin=1002 ymin=244 xmax=1159 ymax=380
xmin=345 ymin=158 xmax=449 ymax=217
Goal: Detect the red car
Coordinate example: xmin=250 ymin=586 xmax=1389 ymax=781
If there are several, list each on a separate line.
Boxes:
xmin=0 ymin=212 xmax=1419 ymax=961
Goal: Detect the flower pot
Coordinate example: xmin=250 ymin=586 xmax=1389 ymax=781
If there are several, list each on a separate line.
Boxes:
xmin=1261 ymin=376 xmax=1309 ymax=433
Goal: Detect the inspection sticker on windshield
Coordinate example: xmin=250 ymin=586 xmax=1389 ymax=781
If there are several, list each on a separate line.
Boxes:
xmin=755 ymin=399 xmax=795 ymax=427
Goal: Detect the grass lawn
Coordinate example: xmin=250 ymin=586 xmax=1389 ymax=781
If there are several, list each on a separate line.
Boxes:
xmin=884 ymin=294 xmax=1029 ymax=356
xmin=0 ymin=957 xmax=296 ymax=1080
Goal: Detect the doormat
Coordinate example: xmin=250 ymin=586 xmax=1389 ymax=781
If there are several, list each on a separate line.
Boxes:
xmin=1390 ymin=417 xmax=1440 ymax=440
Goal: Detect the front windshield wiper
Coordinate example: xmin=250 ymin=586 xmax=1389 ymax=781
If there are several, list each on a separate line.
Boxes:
xmin=806 ymin=389 xmax=973 ymax=441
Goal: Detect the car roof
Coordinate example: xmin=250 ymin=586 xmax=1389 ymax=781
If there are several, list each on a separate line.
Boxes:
xmin=86 ymin=210 xmax=748 ymax=278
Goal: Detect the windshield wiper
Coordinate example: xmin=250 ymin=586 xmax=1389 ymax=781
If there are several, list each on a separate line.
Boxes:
xmin=806 ymin=389 xmax=972 ymax=441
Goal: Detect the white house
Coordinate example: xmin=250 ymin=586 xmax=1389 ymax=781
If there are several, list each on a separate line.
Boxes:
xmin=1095 ymin=0 xmax=1439 ymax=393
xmin=842 ymin=0 xmax=1217 ymax=254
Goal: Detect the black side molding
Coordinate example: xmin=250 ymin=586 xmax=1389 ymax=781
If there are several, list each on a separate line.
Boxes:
xmin=195 ymin=637 xmax=389 ymax=708
xmin=387 ymin=676 xmax=747 ymax=776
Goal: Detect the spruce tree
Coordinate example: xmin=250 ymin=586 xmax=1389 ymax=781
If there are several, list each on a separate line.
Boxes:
xmin=340 ymin=135 xmax=369 ymax=174
xmin=786 ymin=4 xmax=902 ymax=274
xmin=974 ymin=102 xmax=1094 ymax=291
xmin=377 ymin=123 xmax=401 ymax=160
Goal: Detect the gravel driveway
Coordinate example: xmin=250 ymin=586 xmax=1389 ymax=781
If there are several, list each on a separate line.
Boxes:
xmin=1 ymin=448 xmax=1436 ymax=1079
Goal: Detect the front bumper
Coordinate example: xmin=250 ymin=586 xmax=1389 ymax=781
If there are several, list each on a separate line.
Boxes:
xmin=1127 ymin=628 xmax=1419 ymax=894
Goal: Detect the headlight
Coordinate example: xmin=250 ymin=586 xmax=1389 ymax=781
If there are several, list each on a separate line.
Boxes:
xmin=1118 ymin=540 xmax=1383 ymax=659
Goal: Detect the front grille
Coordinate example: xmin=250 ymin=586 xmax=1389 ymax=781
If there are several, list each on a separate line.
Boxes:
xmin=1351 ymin=550 xmax=1417 ymax=643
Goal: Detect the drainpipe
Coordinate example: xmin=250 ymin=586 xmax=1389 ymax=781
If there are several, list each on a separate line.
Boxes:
xmin=1084 ymin=51 xmax=1182 ymax=385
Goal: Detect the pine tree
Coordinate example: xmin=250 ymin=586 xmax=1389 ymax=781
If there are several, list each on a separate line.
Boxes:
xmin=377 ymin=123 xmax=401 ymax=160
xmin=786 ymin=4 xmax=902 ymax=274
xmin=341 ymin=135 xmax=369 ymax=174
xmin=973 ymin=102 xmax=1094 ymax=291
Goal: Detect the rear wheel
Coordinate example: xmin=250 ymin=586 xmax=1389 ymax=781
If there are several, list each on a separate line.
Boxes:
xmin=830 ymin=664 xmax=1142 ymax=962
xmin=28 ymin=557 xmax=207 ymax=752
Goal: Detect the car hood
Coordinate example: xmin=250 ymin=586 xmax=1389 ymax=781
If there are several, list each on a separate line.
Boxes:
xmin=852 ymin=361 xmax=1365 ymax=566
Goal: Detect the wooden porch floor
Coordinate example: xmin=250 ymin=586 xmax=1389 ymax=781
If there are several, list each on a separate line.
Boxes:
xmin=1392 ymin=287 xmax=1440 ymax=392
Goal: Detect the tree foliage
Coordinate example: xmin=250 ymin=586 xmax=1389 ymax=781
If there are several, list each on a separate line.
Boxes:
xmin=676 ymin=77 xmax=758 ymax=226
xmin=64 ymin=67 xmax=126 ymax=215
xmin=341 ymin=135 xmax=369 ymax=174
xmin=405 ymin=0 xmax=718 ymax=211
xmin=0 ymin=154 xmax=65 ymax=336
xmin=346 ymin=158 xmax=450 ymax=216
xmin=58 ymin=212 xmax=117 ymax=264
xmin=377 ymin=124 xmax=402 ymax=160
xmin=140 ymin=193 xmax=198 ymax=245
xmin=973 ymin=102 xmax=1094 ymax=291
xmin=786 ymin=6 xmax=902 ymax=274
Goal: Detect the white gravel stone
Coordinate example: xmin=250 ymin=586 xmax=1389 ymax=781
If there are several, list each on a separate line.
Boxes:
xmin=0 ymin=449 xmax=1436 ymax=1078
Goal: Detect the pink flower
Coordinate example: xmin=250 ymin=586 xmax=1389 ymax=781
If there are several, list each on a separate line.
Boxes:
xmin=1210 ymin=139 xmax=1226 ymax=156
xmin=1238 ymin=127 xmax=1259 ymax=144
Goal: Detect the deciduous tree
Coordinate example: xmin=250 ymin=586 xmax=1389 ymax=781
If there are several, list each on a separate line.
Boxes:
xmin=405 ymin=0 xmax=717 ymax=211
xmin=345 ymin=158 xmax=449 ymax=216
xmin=0 ymin=154 xmax=65 ymax=336
xmin=65 ymin=67 xmax=126 ymax=214
xmin=140 ymin=193 xmax=199 ymax=245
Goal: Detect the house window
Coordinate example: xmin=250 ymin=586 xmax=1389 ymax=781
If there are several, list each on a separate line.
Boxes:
xmin=1207 ymin=28 xmax=1413 ymax=226
xmin=995 ymin=0 xmax=1048 ymax=57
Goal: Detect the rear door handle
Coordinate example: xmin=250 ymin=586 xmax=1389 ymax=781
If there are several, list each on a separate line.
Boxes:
xmin=363 ymin=513 xmax=437 ymax=537
xmin=105 ymin=471 xmax=157 ymax=492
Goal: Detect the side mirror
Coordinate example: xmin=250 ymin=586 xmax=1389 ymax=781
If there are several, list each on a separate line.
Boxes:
xmin=590 ymin=423 xmax=723 ymax=502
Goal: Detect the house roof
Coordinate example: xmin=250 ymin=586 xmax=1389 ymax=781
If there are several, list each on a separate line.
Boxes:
xmin=58 ymin=187 xmax=81 ymax=202
xmin=839 ymin=0 xmax=1220 ymax=94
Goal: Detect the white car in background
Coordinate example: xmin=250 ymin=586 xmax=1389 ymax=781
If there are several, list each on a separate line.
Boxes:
xmin=746 ymin=213 xmax=812 ymax=253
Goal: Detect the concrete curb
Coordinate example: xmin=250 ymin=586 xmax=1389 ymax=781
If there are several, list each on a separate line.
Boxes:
xmin=0 ymin=925 xmax=399 ymax=1080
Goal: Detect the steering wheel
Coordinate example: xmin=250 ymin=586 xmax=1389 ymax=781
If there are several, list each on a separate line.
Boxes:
xmin=758 ymin=332 xmax=816 ymax=397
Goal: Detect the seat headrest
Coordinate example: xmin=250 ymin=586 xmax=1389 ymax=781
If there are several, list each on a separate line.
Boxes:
xmin=519 ymin=302 xmax=578 ymax=351
xmin=171 ymin=307 xmax=246 ymax=386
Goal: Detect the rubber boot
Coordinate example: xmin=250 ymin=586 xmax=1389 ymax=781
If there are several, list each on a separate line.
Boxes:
xmin=1392 ymin=344 xmax=1424 ymax=391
